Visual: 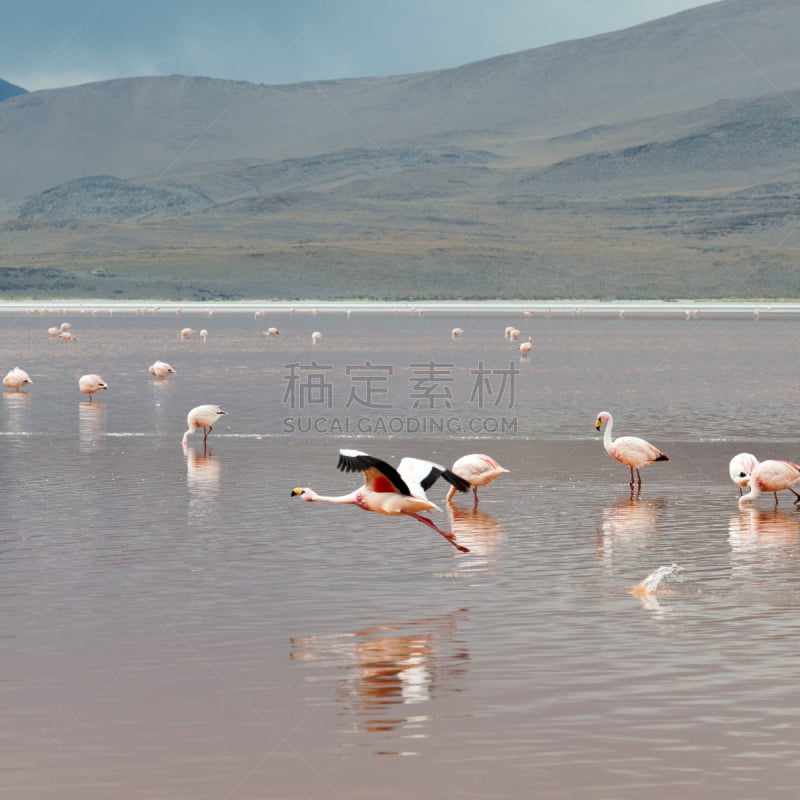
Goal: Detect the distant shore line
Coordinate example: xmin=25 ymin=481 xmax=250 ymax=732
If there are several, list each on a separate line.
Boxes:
xmin=1 ymin=299 xmax=799 ymax=317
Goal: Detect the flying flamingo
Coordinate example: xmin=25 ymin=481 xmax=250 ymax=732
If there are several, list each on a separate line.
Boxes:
xmin=79 ymin=374 xmax=108 ymax=401
xmin=594 ymin=411 xmax=669 ymax=490
xmin=148 ymin=360 xmax=176 ymax=380
xmin=182 ymin=404 xmax=227 ymax=446
xmin=291 ymin=449 xmax=471 ymax=552
xmin=729 ymin=452 xmax=759 ymax=496
xmin=738 ymin=460 xmax=800 ymax=507
xmin=519 ymin=337 xmax=533 ymax=357
xmin=2 ymin=367 xmax=32 ymax=391
xmin=445 ymin=453 xmax=509 ymax=504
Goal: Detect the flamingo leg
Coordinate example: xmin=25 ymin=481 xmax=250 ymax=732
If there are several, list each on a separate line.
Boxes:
xmin=791 ymin=488 xmax=800 ymax=505
xmin=629 ymin=467 xmax=635 ymax=490
xmin=408 ymin=513 xmax=470 ymax=553
xmin=202 ymin=425 xmax=213 ymax=443
xmin=774 ymin=492 xmax=779 ymax=505
xmin=472 ymin=487 xmax=479 ymax=505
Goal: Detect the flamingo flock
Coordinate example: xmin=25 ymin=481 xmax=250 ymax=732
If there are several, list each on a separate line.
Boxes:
xmin=5 ymin=306 xmax=797 ymax=561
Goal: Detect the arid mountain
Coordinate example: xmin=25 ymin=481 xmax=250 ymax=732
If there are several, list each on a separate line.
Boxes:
xmin=1 ymin=0 xmax=799 ymax=300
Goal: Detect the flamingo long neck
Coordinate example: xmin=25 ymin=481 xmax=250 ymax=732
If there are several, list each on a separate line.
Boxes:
xmin=738 ymin=483 xmax=761 ymax=506
xmin=305 ymin=488 xmax=359 ymax=505
xmin=603 ymin=417 xmax=615 ymax=450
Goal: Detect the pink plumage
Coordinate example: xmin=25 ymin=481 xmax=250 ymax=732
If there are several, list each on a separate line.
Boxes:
xmin=739 ymin=460 xmax=800 ymax=507
xmin=595 ymin=411 xmax=669 ymax=490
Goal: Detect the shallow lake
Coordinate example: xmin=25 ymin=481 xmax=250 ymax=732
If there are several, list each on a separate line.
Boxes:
xmin=2 ymin=305 xmax=799 ymax=798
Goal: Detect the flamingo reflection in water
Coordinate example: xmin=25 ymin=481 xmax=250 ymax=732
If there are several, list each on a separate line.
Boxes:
xmin=729 ymin=507 xmax=799 ymax=576
xmin=185 ymin=447 xmax=222 ymax=525
xmin=445 ymin=503 xmax=504 ymax=567
xmin=290 ymin=609 xmax=469 ymax=741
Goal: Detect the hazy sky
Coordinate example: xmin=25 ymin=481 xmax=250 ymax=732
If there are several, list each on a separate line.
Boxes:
xmin=2 ymin=0 xmax=710 ymax=92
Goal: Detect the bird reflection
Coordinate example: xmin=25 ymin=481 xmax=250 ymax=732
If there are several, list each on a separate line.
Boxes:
xmin=728 ymin=507 xmax=800 ymax=575
xmin=290 ymin=609 xmax=468 ymax=749
xmin=596 ymin=496 xmax=667 ymax=569
xmin=185 ymin=447 xmax=221 ymax=525
xmin=446 ymin=503 xmax=503 ymax=566
xmin=78 ymin=401 xmax=106 ymax=451
xmin=3 ymin=390 xmax=30 ymax=434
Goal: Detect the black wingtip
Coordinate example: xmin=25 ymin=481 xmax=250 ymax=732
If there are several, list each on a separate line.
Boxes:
xmin=442 ymin=469 xmax=471 ymax=493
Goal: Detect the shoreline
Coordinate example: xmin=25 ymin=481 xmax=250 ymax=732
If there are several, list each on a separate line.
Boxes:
xmin=1 ymin=298 xmax=798 ymax=316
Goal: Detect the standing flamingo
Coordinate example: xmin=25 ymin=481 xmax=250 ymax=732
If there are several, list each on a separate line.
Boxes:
xmin=739 ymin=460 xmax=800 ymax=507
xmin=519 ymin=337 xmax=533 ymax=357
xmin=594 ymin=411 xmax=669 ymax=490
xmin=451 ymin=328 xmax=464 ymax=339
xmin=729 ymin=452 xmax=759 ymax=496
xmin=148 ymin=360 xmax=176 ymax=380
xmin=79 ymin=374 xmax=108 ymax=401
xmin=3 ymin=367 xmax=32 ymax=391
xmin=311 ymin=331 xmax=322 ymax=345
xmin=291 ymin=449 xmax=471 ymax=552
xmin=182 ymin=404 xmax=227 ymax=446
xmin=445 ymin=453 xmax=509 ymax=503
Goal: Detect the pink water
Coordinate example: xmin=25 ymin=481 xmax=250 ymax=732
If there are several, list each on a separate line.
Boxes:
xmin=2 ymin=307 xmax=799 ymax=798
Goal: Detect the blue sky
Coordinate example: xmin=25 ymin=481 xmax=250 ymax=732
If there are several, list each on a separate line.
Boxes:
xmin=2 ymin=0 xmax=709 ymax=91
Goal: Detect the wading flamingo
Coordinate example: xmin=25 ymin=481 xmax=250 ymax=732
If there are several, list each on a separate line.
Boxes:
xmin=180 ymin=327 xmax=194 ymax=340
xmin=519 ymin=337 xmax=533 ymax=357
xmin=291 ymin=449 xmax=471 ymax=552
xmin=595 ymin=411 xmax=669 ymax=490
xmin=263 ymin=327 xmax=280 ymax=337
xmin=311 ymin=331 xmax=322 ymax=345
xmin=3 ymin=367 xmax=32 ymax=391
xmin=148 ymin=360 xmax=176 ymax=380
xmin=729 ymin=452 xmax=759 ymax=496
xmin=200 ymin=329 xmax=208 ymax=342
xmin=79 ymin=374 xmax=108 ymax=401
xmin=182 ymin=404 xmax=227 ymax=446
xmin=446 ymin=453 xmax=509 ymax=504
xmin=451 ymin=328 xmax=464 ymax=339
xmin=739 ymin=460 xmax=800 ymax=507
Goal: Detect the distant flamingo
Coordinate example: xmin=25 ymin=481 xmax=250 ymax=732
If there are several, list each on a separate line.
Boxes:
xmin=519 ymin=337 xmax=533 ymax=357
xmin=504 ymin=326 xmax=514 ymax=339
xmin=311 ymin=331 xmax=322 ymax=345
xmin=595 ymin=411 xmax=669 ymax=490
xmin=148 ymin=360 xmax=176 ymax=380
xmin=180 ymin=327 xmax=194 ymax=339
xmin=2 ymin=367 xmax=32 ymax=391
xmin=446 ymin=453 xmax=509 ymax=504
xmin=59 ymin=331 xmax=77 ymax=342
xmin=263 ymin=327 xmax=280 ymax=337
xmin=47 ymin=326 xmax=60 ymax=337
xmin=739 ymin=460 xmax=800 ymax=507
xmin=291 ymin=449 xmax=471 ymax=552
xmin=182 ymin=404 xmax=227 ymax=446
xmin=451 ymin=327 xmax=464 ymax=339
xmin=200 ymin=329 xmax=208 ymax=342
xmin=509 ymin=328 xmax=521 ymax=341
xmin=79 ymin=374 xmax=108 ymax=401
xmin=729 ymin=452 xmax=759 ymax=496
